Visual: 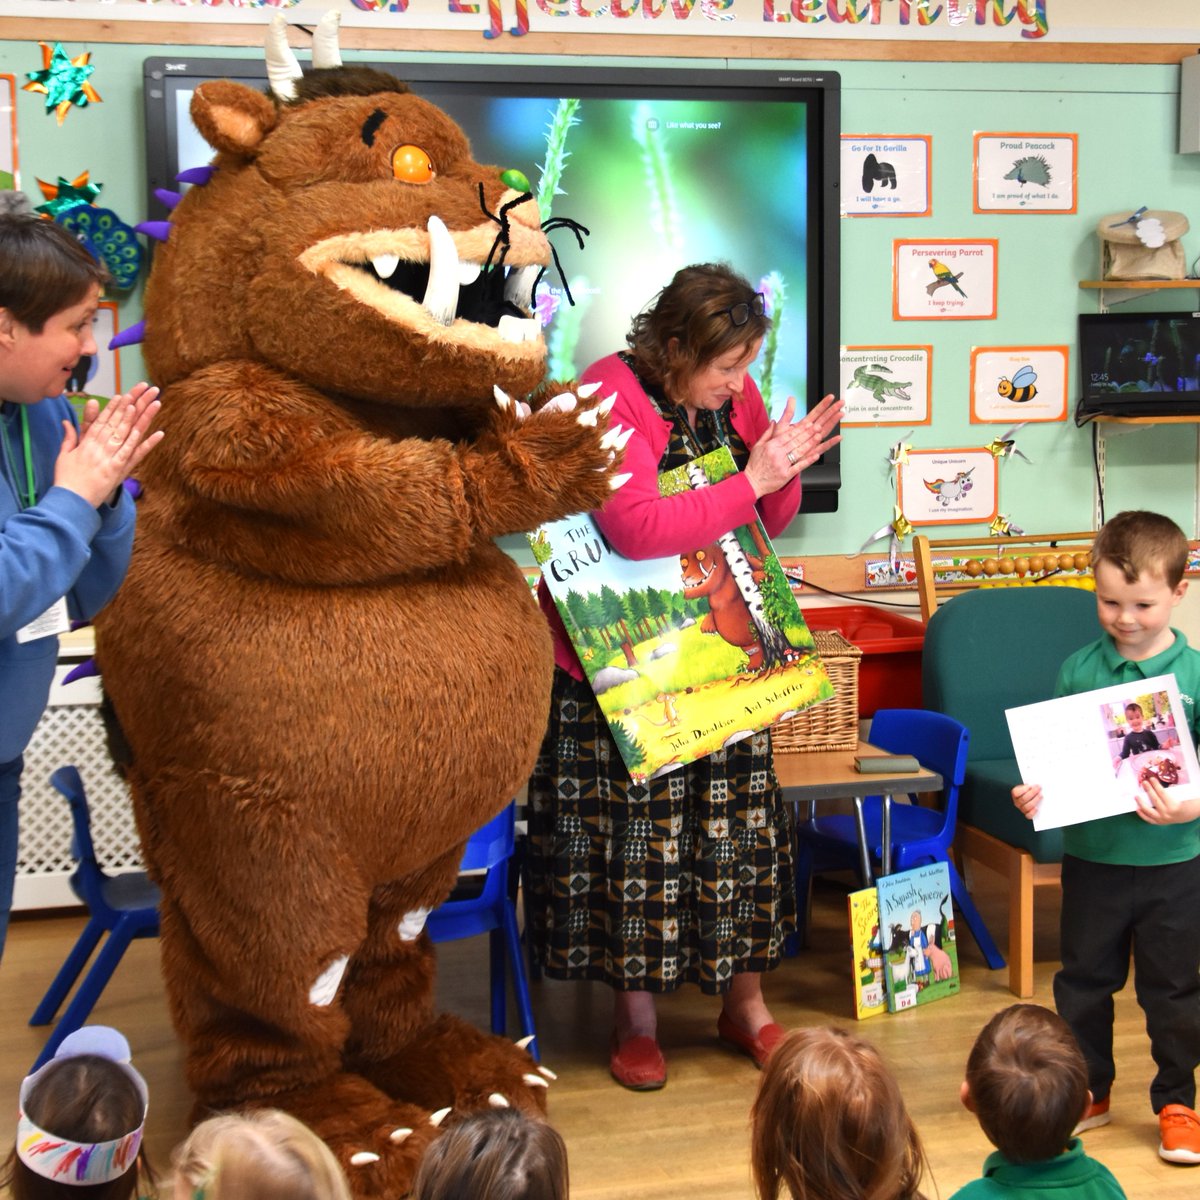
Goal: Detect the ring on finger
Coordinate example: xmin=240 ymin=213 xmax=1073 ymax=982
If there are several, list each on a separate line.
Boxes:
xmin=786 ymin=450 xmax=797 ymax=466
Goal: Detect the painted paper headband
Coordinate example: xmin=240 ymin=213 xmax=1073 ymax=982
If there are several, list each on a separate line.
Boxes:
xmin=17 ymin=1027 xmax=148 ymax=1187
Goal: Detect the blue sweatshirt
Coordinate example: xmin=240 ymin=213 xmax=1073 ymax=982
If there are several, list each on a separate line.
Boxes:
xmin=0 ymin=396 xmax=135 ymax=763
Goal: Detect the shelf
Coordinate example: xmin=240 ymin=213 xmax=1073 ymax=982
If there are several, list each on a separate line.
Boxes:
xmin=1079 ymin=279 xmax=1200 ymax=289
xmin=1090 ymin=414 xmax=1200 ymax=424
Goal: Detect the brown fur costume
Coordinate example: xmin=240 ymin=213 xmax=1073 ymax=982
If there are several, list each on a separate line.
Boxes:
xmin=95 ymin=47 xmax=618 ymax=1199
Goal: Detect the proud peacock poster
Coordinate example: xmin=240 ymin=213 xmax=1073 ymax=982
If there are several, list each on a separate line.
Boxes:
xmin=529 ymin=447 xmax=835 ymax=782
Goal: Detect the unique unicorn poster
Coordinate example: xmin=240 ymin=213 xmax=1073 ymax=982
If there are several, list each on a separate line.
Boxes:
xmin=974 ymin=133 xmax=1078 ymax=213
xmin=841 ymin=135 xmax=931 ymax=218
xmin=530 ymin=447 xmax=835 ymax=781
xmin=896 ymin=447 xmax=998 ymax=526
xmin=841 ymin=345 xmax=932 ymax=426
xmin=0 ymin=75 xmax=16 ymax=190
xmin=970 ymin=345 xmax=1069 ymax=423
xmin=893 ymin=240 xmax=998 ymax=320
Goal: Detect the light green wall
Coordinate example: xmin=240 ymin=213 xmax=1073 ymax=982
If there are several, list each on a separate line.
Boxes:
xmin=4 ymin=40 xmax=1197 ymax=558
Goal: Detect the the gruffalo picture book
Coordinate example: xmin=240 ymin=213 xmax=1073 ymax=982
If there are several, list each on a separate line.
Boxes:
xmin=529 ymin=446 xmax=835 ymax=782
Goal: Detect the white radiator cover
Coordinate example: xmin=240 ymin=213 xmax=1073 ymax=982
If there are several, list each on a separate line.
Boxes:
xmin=15 ymin=659 xmax=143 ymax=911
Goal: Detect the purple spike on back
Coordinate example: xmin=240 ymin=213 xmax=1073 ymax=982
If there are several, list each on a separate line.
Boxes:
xmin=176 ymin=166 xmax=216 ymax=186
xmin=136 ymin=221 xmax=172 ymax=243
xmin=63 ymin=657 xmax=100 ymax=686
xmin=154 ymin=188 xmax=182 ymax=210
xmin=110 ymin=319 xmax=146 ymax=350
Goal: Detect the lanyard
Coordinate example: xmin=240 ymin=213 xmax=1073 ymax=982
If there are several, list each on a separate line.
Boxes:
xmin=0 ymin=406 xmax=36 ymax=510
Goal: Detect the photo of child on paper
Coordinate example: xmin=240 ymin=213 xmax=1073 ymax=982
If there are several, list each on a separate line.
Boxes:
xmin=1104 ymin=692 xmax=1186 ymax=787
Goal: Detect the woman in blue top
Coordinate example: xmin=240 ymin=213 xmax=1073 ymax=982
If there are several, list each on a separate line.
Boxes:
xmin=0 ymin=214 xmax=162 ymax=958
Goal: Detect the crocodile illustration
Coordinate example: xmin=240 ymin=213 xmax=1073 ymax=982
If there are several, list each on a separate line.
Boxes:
xmin=850 ymin=363 xmax=912 ymax=404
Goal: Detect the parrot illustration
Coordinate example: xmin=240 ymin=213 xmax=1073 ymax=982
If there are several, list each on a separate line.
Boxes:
xmin=926 ymin=258 xmax=967 ymax=298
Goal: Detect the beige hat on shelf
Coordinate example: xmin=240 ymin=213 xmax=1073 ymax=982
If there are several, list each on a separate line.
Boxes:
xmin=1097 ymin=208 xmax=1190 ymax=281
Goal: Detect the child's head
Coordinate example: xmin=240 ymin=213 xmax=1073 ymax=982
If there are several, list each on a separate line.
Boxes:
xmin=1090 ymin=511 xmax=1188 ymax=659
xmin=1124 ymin=702 xmax=1146 ymax=728
xmin=171 ymin=1109 xmax=350 ymax=1200
xmin=1 ymin=1027 xmax=150 ymax=1200
xmin=411 ymin=1108 xmax=569 ymax=1200
xmin=0 ymin=215 xmax=108 ymax=335
xmin=1091 ymin=510 xmax=1188 ymax=589
xmin=750 ymin=1027 xmax=925 ymax=1200
xmin=961 ymin=1004 xmax=1089 ymax=1165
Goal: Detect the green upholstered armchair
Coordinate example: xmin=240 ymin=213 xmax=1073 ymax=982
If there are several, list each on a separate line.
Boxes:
xmin=921 ymin=585 xmax=1101 ymax=996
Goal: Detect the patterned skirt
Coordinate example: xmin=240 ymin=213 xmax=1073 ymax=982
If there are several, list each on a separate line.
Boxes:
xmin=526 ymin=669 xmax=796 ymax=994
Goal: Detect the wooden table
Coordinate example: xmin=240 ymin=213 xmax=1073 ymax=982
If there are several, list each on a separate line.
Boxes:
xmin=774 ymin=739 xmax=943 ymax=884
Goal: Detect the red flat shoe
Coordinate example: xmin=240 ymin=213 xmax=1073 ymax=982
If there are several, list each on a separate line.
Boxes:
xmin=610 ymin=1034 xmax=667 ymax=1091
xmin=717 ymin=1011 xmax=786 ymax=1069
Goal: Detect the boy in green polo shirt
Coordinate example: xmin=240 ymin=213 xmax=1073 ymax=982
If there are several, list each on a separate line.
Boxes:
xmin=954 ymin=1004 xmax=1126 ymax=1199
xmin=1012 ymin=511 xmax=1200 ymax=1165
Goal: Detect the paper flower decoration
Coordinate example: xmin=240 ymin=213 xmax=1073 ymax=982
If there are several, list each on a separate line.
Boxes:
xmin=989 ymin=514 xmax=1026 ymax=537
xmin=24 ymin=42 xmax=102 ymax=125
xmin=34 ymin=171 xmax=102 ymax=218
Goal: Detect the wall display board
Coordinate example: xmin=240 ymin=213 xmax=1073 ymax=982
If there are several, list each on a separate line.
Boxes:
xmin=896 ymin=447 xmax=998 ymax=526
xmin=970 ymin=345 xmax=1068 ymax=423
xmin=0 ymin=74 xmax=15 ymax=190
xmin=973 ymin=132 xmax=1077 ymax=213
xmin=66 ymin=301 xmax=120 ymax=416
xmin=893 ymin=239 xmax=998 ymax=320
xmin=840 ymin=345 xmax=932 ymax=426
xmin=841 ymin=135 xmax=931 ymax=217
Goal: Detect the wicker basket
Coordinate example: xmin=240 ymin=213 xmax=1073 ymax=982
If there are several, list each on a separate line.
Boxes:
xmin=772 ymin=630 xmax=862 ymax=753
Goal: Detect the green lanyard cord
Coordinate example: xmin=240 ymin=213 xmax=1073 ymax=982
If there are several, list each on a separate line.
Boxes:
xmin=20 ymin=406 xmax=35 ymax=509
xmin=0 ymin=405 xmax=36 ymax=510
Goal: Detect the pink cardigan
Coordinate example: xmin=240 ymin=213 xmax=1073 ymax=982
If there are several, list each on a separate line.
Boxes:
xmin=539 ymin=353 xmax=804 ymax=679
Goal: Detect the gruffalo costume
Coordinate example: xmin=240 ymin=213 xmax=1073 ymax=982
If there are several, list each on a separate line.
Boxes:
xmin=96 ymin=17 xmax=620 ymax=1196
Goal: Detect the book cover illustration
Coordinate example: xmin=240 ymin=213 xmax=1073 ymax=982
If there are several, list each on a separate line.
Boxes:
xmin=1006 ymin=672 xmax=1200 ymax=831
xmin=529 ymin=446 xmax=835 ymax=782
xmin=847 ymin=886 xmax=888 ymax=1020
xmin=875 ymin=861 xmax=959 ymax=1013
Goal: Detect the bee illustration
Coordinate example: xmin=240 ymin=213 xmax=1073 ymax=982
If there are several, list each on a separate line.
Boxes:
xmin=997 ymin=364 xmax=1038 ymax=403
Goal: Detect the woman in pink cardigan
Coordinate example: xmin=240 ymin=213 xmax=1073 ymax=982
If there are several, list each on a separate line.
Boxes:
xmin=528 ymin=263 xmax=842 ymax=1090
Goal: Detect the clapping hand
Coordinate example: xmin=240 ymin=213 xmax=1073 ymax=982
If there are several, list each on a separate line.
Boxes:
xmin=55 ymin=382 xmax=163 ymax=507
xmin=744 ymin=392 xmax=844 ymax=499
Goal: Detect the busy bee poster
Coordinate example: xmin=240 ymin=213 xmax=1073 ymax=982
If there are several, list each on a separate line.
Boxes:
xmin=970 ymin=346 xmax=1068 ymax=423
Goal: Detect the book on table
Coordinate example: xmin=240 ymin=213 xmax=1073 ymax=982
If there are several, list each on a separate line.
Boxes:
xmin=529 ymin=446 xmax=835 ymax=783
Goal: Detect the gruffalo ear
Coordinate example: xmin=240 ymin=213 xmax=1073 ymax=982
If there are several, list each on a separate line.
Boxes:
xmin=192 ymin=80 xmax=278 ymax=159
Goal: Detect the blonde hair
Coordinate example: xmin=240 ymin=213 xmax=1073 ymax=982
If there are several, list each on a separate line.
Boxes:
xmin=172 ymin=1110 xmax=350 ymax=1200
xmin=750 ymin=1028 xmax=926 ymax=1200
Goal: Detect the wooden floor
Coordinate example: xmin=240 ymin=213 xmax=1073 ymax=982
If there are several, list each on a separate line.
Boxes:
xmin=2 ymin=871 xmax=1194 ymax=1200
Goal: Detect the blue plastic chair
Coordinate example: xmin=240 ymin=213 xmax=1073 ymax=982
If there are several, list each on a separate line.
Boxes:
xmin=426 ymin=802 xmax=538 ymax=1061
xmin=29 ymin=766 xmax=161 ymax=1070
xmin=793 ymin=708 xmax=1005 ymax=970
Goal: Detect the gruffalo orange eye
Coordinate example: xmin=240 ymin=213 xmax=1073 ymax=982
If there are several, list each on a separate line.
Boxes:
xmin=392 ymin=145 xmax=435 ymax=184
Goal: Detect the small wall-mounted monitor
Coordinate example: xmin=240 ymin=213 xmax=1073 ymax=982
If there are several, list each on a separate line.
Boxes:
xmin=143 ymin=56 xmax=841 ymax=510
xmin=1077 ymin=310 xmax=1200 ymax=420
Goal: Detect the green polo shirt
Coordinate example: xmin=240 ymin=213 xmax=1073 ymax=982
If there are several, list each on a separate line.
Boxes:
xmin=950 ymin=1139 xmax=1126 ymax=1200
xmin=1056 ymin=630 xmax=1200 ymax=866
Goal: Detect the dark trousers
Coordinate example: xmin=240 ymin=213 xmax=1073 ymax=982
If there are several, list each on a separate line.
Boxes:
xmin=1055 ymin=853 xmax=1200 ymax=1113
